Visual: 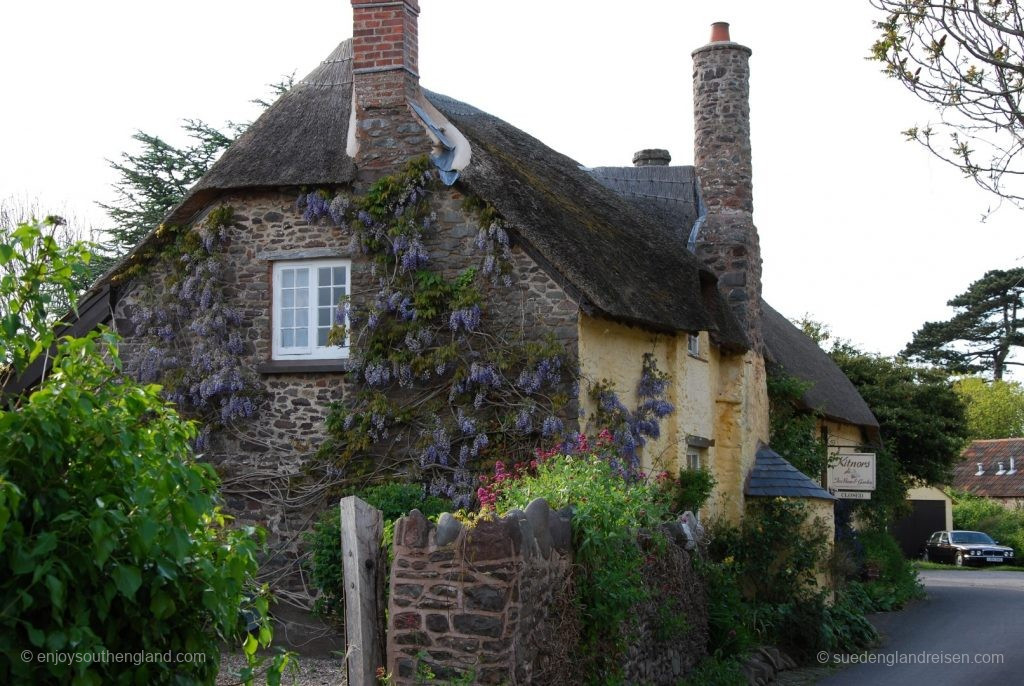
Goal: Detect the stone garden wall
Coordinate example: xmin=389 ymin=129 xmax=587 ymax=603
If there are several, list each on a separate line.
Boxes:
xmin=386 ymin=502 xmax=708 ymax=685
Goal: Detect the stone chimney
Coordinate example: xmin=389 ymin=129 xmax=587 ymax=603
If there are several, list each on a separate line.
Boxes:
xmin=692 ymin=22 xmax=763 ymax=352
xmin=633 ymin=149 xmax=672 ymax=167
xmin=351 ymin=0 xmax=430 ymax=180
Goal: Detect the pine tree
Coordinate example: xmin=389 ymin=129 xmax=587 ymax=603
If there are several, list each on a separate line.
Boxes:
xmin=904 ymin=268 xmax=1024 ymax=380
xmin=99 ymin=74 xmax=295 ymax=260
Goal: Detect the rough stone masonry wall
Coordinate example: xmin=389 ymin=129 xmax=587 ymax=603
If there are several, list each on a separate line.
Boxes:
xmin=692 ymin=40 xmax=764 ymax=353
xmin=387 ymin=500 xmax=575 ymax=685
xmin=112 ymin=186 xmax=579 ymax=648
xmin=387 ymin=504 xmax=708 ymax=685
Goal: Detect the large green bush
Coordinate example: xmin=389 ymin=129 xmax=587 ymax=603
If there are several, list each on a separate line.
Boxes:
xmin=704 ymin=498 xmax=879 ymax=664
xmin=493 ymin=453 xmax=672 ymax=683
xmin=0 ymin=222 xmax=281 ymax=685
xmin=856 ymin=530 xmax=924 ymax=609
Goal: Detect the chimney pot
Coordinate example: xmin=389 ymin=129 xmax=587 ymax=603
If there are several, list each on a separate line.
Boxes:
xmin=710 ymin=22 xmax=731 ymax=43
xmin=997 ymin=461 xmax=1006 ymax=475
xmin=976 ymin=462 xmax=985 ymax=475
xmin=633 ymin=149 xmax=672 ymax=167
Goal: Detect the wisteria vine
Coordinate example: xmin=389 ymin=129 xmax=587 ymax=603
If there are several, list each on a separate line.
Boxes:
xmin=299 ymin=158 xmax=573 ymax=506
xmin=126 ymin=206 xmax=260 ymax=448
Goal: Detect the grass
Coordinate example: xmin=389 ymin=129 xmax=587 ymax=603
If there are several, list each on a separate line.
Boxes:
xmin=913 ymin=560 xmax=1023 ymax=572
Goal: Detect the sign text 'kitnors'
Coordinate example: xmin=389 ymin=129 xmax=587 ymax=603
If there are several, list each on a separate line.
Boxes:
xmin=827 ymin=452 xmax=876 ymax=491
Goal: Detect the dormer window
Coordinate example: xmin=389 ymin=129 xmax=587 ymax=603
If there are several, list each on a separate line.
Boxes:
xmin=272 ymin=259 xmax=350 ymax=360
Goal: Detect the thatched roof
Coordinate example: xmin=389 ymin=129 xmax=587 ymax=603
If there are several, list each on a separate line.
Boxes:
xmin=745 ymin=446 xmax=836 ymax=501
xmin=425 ymin=91 xmax=748 ymax=349
xmin=166 ymin=39 xmax=357 ymax=226
xmin=954 ymin=440 xmax=1024 ymax=498
xmin=761 ymin=303 xmax=878 ymax=429
xmin=78 ymin=40 xmax=359 ymax=307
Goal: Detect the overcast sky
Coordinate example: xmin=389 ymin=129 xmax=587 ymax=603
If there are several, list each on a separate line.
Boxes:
xmin=1 ymin=0 xmax=1020 ymax=361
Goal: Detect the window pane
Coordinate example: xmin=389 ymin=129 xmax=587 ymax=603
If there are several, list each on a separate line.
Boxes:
xmin=318 ymin=328 xmax=329 ymax=346
xmin=281 ymin=329 xmax=294 ymax=348
xmin=282 ymin=309 xmax=294 ymax=327
xmin=296 ymin=309 xmax=308 ymax=327
xmin=318 ymin=308 xmax=331 ymax=327
xmin=334 ymin=266 xmax=346 ymax=285
xmin=318 ymin=267 xmax=331 ymax=287
xmin=334 ymin=286 xmax=346 ymax=303
xmin=294 ymin=268 xmax=309 ymax=286
xmin=296 ymin=288 xmax=308 ymax=308
xmin=282 ymin=289 xmax=294 ymax=308
xmin=282 ymin=269 xmax=294 ymax=288
xmin=296 ymin=328 xmax=308 ymax=347
xmin=318 ymin=287 xmax=331 ymax=307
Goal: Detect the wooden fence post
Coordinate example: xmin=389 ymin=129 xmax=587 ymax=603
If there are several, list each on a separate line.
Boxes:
xmin=340 ymin=495 xmax=384 ymax=686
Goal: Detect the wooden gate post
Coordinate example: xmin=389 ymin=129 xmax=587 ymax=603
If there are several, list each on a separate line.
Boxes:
xmin=340 ymin=495 xmax=384 ymax=686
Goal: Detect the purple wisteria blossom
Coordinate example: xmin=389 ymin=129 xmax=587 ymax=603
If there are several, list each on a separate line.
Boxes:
xmin=449 ymin=305 xmax=481 ymax=334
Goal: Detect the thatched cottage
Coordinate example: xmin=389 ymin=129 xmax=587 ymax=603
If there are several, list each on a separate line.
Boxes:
xmin=19 ymin=2 xmax=880 ymax=646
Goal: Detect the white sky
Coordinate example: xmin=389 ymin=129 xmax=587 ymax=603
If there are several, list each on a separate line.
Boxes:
xmin=1 ymin=0 xmax=1020 ymax=359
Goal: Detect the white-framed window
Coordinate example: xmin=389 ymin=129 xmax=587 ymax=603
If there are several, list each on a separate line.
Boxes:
xmin=687 ymin=451 xmax=701 ymax=470
xmin=272 ymin=259 xmax=350 ymax=360
xmin=687 ymin=333 xmax=700 ymax=357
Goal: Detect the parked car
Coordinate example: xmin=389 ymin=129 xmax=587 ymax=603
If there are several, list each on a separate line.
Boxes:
xmin=921 ymin=530 xmax=1015 ymax=566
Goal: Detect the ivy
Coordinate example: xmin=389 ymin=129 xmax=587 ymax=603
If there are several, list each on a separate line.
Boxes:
xmin=766 ymin=369 xmax=828 ymax=479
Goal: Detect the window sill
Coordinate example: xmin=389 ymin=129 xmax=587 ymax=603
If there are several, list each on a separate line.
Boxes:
xmin=687 ymin=352 xmax=708 ymax=363
xmin=257 ymin=359 xmax=353 ymax=374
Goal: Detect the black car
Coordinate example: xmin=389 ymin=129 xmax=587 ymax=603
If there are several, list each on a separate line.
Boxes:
xmin=922 ymin=530 xmax=1015 ymax=566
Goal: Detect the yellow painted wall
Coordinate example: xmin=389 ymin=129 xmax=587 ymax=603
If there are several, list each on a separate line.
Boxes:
xmin=577 ymin=314 xmax=769 ymax=524
xmin=822 ymin=419 xmax=866 ymax=453
xmin=806 ymin=497 xmax=837 ymax=598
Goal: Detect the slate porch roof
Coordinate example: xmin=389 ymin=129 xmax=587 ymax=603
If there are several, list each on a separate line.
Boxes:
xmin=745 ymin=447 xmax=836 ymax=501
xmin=953 ymin=439 xmax=1024 ymax=498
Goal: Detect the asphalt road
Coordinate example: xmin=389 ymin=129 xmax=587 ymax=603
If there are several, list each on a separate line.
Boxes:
xmin=819 ymin=570 xmax=1024 ymax=686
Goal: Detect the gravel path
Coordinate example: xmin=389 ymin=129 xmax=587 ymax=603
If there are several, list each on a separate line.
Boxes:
xmin=216 ymin=652 xmax=346 ymax=686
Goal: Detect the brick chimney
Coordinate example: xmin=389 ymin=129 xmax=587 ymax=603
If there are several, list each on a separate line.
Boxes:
xmin=692 ymin=22 xmax=763 ymax=352
xmin=351 ymin=0 xmax=430 ymax=181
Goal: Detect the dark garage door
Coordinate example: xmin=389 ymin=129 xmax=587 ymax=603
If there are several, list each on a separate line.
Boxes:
xmin=890 ymin=500 xmax=946 ymax=558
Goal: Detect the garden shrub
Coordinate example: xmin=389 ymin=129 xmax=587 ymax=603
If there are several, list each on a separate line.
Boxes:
xmin=704 ymin=497 xmax=878 ymax=664
xmin=0 ymin=221 xmax=285 ymax=685
xmin=490 ymin=450 xmax=673 ymax=684
xmin=305 ymin=483 xmax=449 ymax=623
xmin=653 ymin=467 xmax=716 ymax=515
xmin=856 ymin=529 xmax=923 ymax=609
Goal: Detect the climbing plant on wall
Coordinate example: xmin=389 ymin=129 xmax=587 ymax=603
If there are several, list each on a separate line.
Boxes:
xmin=304 ymin=158 xmax=576 ymax=505
xmin=119 ymin=207 xmax=261 ymax=446
xmin=302 ymin=159 xmax=680 ymax=506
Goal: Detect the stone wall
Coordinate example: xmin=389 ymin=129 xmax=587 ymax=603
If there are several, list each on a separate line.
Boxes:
xmin=387 ymin=501 xmax=574 ymax=685
xmin=111 ymin=185 xmax=580 ymax=649
xmin=692 ymin=38 xmax=764 ymax=354
xmin=386 ymin=503 xmax=708 ymax=685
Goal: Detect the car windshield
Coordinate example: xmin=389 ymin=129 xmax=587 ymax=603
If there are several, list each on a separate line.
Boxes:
xmin=950 ymin=531 xmax=995 ymax=544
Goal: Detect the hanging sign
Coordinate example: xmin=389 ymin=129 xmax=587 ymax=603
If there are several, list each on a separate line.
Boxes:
xmin=827 ymin=452 xmax=876 ymax=491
